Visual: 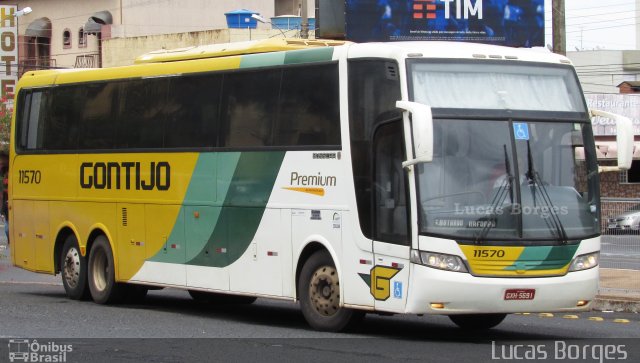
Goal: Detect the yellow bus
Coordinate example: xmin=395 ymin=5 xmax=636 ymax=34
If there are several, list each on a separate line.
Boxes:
xmin=10 ymin=38 xmax=633 ymax=331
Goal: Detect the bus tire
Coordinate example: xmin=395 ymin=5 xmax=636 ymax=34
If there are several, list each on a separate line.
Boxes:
xmin=88 ymin=235 xmax=126 ymax=304
xmin=298 ymin=251 xmax=363 ymax=332
xmin=188 ymin=290 xmax=257 ymax=305
xmin=449 ymin=314 xmax=507 ymax=330
xmin=60 ymin=234 xmax=90 ymax=300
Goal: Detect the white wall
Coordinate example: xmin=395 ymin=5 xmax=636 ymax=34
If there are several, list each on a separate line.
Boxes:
xmin=568 ymin=50 xmax=640 ymax=94
xmin=116 ymin=0 xmax=275 ymax=38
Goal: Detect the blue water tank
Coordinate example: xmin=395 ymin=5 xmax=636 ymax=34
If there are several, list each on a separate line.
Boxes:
xmin=225 ymin=9 xmax=259 ymax=29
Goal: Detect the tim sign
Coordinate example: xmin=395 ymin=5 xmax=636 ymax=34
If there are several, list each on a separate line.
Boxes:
xmin=345 ymin=0 xmax=544 ymax=47
xmin=1 ymin=4 xmax=17 ymax=105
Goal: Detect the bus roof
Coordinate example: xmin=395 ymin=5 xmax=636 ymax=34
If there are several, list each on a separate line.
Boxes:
xmin=347 ymin=41 xmax=573 ymax=65
xmin=134 ymin=38 xmax=348 ymax=64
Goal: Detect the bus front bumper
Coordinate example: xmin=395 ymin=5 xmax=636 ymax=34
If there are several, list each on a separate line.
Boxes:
xmin=405 ymin=264 xmax=598 ymax=315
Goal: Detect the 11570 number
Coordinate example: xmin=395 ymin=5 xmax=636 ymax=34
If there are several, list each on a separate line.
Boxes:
xmin=473 ymin=249 xmax=506 ymax=258
xmin=18 ymin=170 xmax=42 ymax=184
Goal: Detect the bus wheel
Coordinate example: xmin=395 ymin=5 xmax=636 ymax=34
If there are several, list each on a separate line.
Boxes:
xmin=188 ymin=290 xmax=257 ymax=305
xmin=88 ymin=235 xmax=125 ymax=304
xmin=449 ymin=314 xmax=507 ymax=330
xmin=60 ymin=235 xmax=90 ymax=300
xmin=298 ymin=251 xmax=363 ymax=332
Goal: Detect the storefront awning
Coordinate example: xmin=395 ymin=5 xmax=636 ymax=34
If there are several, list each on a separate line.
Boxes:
xmin=84 ymin=10 xmax=113 ymax=34
xmin=25 ymin=18 xmax=51 ymax=38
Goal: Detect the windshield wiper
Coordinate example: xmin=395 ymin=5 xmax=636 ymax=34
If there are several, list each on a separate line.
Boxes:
xmin=525 ymin=141 xmax=569 ymax=243
xmin=474 ymin=145 xmax=513 ymax=244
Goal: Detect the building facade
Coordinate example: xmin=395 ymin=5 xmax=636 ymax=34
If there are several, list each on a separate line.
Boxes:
xmin=8 ymin=0 xmax=314 ymax=72
xmin=567 ymin=50 xmax=640 ymax=94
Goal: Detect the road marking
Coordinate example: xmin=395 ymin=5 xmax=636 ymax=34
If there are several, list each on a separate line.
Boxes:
xmin=588 ymin=317 xmax=604 ymax=322
xmin=0 ymin=281 xmax=62 ymax=286
xmin=613 ymin=319 xmax=630 ymax=324
xmin=539 ymin=313 xmax=554 ymax=318
xmin=562 ymin=314 xmax=579 ymax=319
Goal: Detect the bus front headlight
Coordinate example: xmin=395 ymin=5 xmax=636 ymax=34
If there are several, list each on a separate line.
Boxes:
xmin=411 ymin=250 xmax=468 ymax=273
xmin=568 ymin=252 xmax=599 ymax=272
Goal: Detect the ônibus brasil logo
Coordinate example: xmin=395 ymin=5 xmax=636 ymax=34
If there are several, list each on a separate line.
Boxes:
xmin=8 ymin=339 xmax=72 ymax=363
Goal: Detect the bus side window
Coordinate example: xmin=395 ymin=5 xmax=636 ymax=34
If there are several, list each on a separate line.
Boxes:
xmin=17 ymin=91 xmax=33 ymax=150
xmin=44 ymin=86 xmax=81 ymax=150
xmin=221 ymin=69 xmax=279 ymax=148
xmin=348 ymin=59 xmax=401 ymax=239
xmin=373 ymin=121 xmax=409 ymax=245
xmin=17 ymin=91 xmax=45 ymax=151
xmin=276 ymin=64 xmax=340 ymax=147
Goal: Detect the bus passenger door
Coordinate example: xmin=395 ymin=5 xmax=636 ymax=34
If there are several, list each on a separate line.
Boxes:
xmin=371 ymin=121 xmax=411 ymax=313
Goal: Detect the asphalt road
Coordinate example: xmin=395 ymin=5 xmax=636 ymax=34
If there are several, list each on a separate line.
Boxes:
xmin=2 ymin=242 xmax=640 ymax=363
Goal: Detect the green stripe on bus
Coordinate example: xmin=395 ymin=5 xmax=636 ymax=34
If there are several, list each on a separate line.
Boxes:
xmin=186 ymin=151 xmax=286 ymax=267
xmin=240 ymin=52 xmax=286 ymax=68
xmin=149 ymin=153 xmax=241 ymax=264
xmin=284 ymin=47 xmax=334 ymax=65
xmin=504 ymin=244 xmax=579 ymax=271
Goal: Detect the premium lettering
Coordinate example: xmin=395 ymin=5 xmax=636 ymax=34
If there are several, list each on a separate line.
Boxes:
xmin=290 ymin=172 xmax=336 ymax=187
xmin=80 ymin=161 xmax=170 ymax=191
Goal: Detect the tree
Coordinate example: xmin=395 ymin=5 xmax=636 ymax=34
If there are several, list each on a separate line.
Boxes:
xmin=0 ymin=94 xmax=11 ymax=154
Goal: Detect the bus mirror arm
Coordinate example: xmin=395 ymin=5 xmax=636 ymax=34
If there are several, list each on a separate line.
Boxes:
xmin=396 ymin=101 xmax=434 ymax=168
xmin=590 ymin=109 xmax=634 ymax=173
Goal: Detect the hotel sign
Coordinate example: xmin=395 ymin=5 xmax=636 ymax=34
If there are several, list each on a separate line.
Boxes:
xmin=0 ymin=4 xmax=17 ymax=107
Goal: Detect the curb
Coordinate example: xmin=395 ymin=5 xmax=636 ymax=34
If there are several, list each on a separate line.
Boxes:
xmin=592 ymin=296 xmax=640 ymax=313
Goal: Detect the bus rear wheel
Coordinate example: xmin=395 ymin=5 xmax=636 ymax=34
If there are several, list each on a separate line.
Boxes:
xmin=60 ymin=234 xmax=90 ymax=300
xmin=298 ymin=251 xmax=363 ymax=332
xmin=88 ymin=235 xmax=126 ymax=304
xmin=449 ymin=314 xmax=507 ymax=330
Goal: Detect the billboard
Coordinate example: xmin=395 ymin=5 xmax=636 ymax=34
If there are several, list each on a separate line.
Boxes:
xmin=344 ymin=0 xmax=544 ymax=47
xmin=0 ymin=4 xmax=18 ymax=105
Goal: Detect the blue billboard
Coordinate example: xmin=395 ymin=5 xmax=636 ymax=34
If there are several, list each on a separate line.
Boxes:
xmin=345 ymin=0 xmax=544 ymax=47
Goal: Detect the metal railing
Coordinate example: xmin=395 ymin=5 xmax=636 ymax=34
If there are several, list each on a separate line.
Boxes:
xmin=19 ymin=58 xmax=57 ymax=75
xmin=75 ymin=54 xmax=100 ymax=68
xmin=599 ymin=198 xmax=640 ymax=295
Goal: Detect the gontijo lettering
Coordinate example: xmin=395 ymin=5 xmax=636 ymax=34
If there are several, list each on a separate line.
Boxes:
xmin=80 ymin=161 xmax=170 ymax=191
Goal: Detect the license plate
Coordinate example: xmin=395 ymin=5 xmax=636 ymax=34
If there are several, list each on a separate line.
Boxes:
xmin=504 ymin=289 xmax=535 ymax=300
xmin=608 ymin=224 xmax=617 ymax=229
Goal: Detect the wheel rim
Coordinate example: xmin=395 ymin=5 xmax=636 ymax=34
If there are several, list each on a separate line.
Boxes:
xmin=91 ymin=247 xmax=108 ymax=292
xmin=63 ymin=247 xmax=81 ymax=288
xmin=309 ymin=265 xmax=339 ymax=317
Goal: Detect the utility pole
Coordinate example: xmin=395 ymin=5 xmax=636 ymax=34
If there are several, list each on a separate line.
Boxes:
xmin=300 ymin=0 xmax=309 ymax=39
xmin=552 ymin=0 xmax=566 ymax=55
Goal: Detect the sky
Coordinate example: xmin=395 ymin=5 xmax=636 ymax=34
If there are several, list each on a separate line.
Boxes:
xmin=544 ymin=0 xmax=636 ymax=50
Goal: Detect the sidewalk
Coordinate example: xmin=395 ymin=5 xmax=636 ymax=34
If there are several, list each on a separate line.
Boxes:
xmin=594 ymin=268 xmax=640 ymax=313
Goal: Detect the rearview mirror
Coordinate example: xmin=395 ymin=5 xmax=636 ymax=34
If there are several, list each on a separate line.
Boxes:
xmin=590 ymin=109 xmax=633 ymax=172
xmin=396 ymin=101 xmax=433 ymax=168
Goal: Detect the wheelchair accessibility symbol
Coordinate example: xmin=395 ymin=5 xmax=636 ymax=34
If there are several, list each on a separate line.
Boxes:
xmin=513 ymin=122 xmax=529 ymax=140
xmin=393 ymin=281 xmax=403 ymax=299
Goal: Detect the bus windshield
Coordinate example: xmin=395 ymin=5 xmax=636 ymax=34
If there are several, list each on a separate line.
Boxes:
xmin=416 ymin=120 xmax=599 ymax=242
xmin=408 ymin=61 xmax=598 ymax=242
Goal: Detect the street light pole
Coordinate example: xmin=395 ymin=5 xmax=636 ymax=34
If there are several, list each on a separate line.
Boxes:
xmin=552 ymin=0 xmax=566 ymax=55
xmin=300 ymin=0 xmax=309 ymax=39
